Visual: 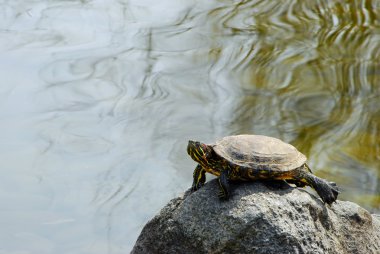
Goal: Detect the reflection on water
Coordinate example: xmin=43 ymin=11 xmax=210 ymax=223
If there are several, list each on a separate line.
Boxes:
xmin=0 ymin=0 xmax=380 ymax=252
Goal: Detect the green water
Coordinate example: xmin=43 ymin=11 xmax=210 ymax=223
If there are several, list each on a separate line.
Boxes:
xmin=201 ymin=0 xmax=380 ymax=211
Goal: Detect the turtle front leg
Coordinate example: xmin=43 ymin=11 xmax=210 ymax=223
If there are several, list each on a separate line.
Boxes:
xmin=217 ymin=170 xmax=230 ymax=200
xmin=191 ymin=164 xmax=206 ymax=192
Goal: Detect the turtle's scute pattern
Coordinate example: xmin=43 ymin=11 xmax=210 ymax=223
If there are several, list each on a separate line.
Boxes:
xmin=214 ymin=135 xmax=306 ymax=172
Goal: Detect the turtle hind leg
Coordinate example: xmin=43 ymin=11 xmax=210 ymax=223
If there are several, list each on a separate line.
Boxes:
xmin=295 ymin=171 xmax=339 ymax=205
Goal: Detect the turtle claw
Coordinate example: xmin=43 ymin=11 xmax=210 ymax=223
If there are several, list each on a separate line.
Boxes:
xmin=321 ymin=183 xmax=340 ymax=205
xmin=323 ymin=193 xmax=338 ymax=205
xmin=217 ymin=191 xmax=229 ymax=201
xmin=191 ymin=182 xmax=204 ymax=192
xmin=322 ymin=194 xmax=335 ymax=205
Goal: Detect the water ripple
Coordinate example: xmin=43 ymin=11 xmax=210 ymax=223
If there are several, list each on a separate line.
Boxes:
xmin=2 ymin=1 xmax=380 ymax=253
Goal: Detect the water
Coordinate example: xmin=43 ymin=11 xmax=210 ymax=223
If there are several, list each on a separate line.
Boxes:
xmin=0 ymin=0 xmax=379 ymax=253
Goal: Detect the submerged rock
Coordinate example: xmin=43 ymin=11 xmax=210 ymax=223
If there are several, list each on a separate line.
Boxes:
xmin=132 ymin=180 xmax=380 ymax=254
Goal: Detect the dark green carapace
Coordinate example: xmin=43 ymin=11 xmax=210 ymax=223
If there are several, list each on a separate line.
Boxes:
xmin=187 ymin=135 xmax=339 ymax=204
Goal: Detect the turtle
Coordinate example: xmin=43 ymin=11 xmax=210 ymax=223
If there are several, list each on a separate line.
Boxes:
xmin=187 ymin=134 xmax=339 ymax=204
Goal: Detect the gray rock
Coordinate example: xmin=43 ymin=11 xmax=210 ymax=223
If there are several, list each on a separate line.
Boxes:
xmin=132 ymin=180 xmax=380 ymax=254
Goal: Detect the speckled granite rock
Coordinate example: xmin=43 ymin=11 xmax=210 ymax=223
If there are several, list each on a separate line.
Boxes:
xmin=132 ymin=180 xmax=380 ymax=254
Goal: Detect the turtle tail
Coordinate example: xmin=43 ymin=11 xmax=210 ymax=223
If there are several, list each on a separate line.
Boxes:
xmin=296 ymin=171 xmax=339 ymax=205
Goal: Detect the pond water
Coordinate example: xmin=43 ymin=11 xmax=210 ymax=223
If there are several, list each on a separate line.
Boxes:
xmin=1 ymin=0 xmax=380 ymax=253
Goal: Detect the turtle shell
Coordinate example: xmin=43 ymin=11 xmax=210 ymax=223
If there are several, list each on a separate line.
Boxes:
xmin=213 ymin=135 xmax=306 ymax=171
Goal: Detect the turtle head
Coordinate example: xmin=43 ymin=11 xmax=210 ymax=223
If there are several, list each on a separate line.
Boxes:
xmin=187 ymin=140 xmax=212 ymax=166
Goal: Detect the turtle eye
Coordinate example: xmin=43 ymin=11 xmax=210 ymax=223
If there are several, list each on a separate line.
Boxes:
xmin=200 ymin=144 xmax=210 ymax=155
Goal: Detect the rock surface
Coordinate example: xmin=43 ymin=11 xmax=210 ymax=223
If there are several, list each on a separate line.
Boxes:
xmin=132 ymin=180 xmax=380 ymax=254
